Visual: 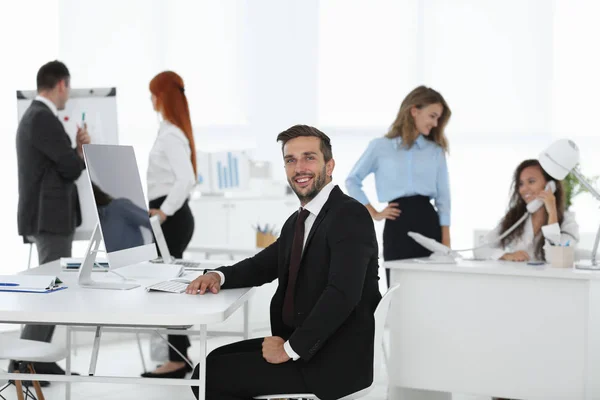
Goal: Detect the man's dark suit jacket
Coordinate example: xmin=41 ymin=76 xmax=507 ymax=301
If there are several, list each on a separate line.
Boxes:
xmin=217 ymin=185 xmax=381 ymax=400
xmin=16 ymin=100 xmax=85 ymax=237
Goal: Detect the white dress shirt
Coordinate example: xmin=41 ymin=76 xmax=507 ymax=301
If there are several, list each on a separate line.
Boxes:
xmin=477 ymin=211 xmax=579 ymax=262
xmin=147 ymin=120 xmax=196 ymax=216
xmin=208 ymin=181 xmax=337 ymax=361
xmin=35 ymin=95 xmax=58 ymax=116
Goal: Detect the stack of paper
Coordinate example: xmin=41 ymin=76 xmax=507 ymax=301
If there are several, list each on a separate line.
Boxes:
xmin=60 ymin=257 xmax=109 ymax=271
xmin=0 ymin=275 xmax=66 ymax=293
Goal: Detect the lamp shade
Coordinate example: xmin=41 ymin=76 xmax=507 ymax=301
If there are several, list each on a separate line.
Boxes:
xmin=538 ymin=139 xmax=580 ymax=180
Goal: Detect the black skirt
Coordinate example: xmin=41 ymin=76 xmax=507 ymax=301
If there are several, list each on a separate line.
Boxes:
xmin=383 ymin=195 xmax=441 ymax=261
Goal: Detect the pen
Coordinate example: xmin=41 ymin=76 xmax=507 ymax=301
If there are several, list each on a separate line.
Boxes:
xmin=0 ymin=283 xmax=19 ymax=287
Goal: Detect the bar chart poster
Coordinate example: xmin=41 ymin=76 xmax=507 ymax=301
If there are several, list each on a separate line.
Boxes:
xmin=210 ymin=151 xmax=250 ymax=192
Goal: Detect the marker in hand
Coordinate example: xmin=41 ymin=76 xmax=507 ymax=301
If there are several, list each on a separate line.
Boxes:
xmin=76 ymin=111 xmax=91 ymax=153
xmin=77 ymin=112 xmax=86 ymax=131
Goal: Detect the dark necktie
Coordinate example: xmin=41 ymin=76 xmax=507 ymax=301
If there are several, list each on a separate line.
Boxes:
xmin=282 ymin=208 xmax=311 ymax=327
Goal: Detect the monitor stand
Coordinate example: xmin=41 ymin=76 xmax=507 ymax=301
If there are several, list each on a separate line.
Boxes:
xmin=78 ymin=224 xmax=140 ymax=290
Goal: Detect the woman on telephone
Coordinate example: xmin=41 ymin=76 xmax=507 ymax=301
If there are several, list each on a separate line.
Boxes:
xmin=479 ymin=159 xmax=579 ymax=262
xmin=345 ymin=86 xmax=452 ymax=286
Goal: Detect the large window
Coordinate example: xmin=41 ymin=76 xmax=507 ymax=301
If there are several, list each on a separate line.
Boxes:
xmin=552 ymin=0 xmax=600 ymax=234
xmin=420 ymin=0 xmax=554 ymax=137
xmin=317 ymin=0 xmax=419 ymax=127
xmin=0 ymin=1 xmax=60 ymax=274
xmin=318 ymin=0 xmax=554 ymax=137
xmin=163 ymin=1 xmax=248 ymax=126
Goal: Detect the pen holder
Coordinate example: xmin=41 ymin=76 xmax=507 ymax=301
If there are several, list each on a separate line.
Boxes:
xmin=256 ymin=232 xmax=277 ymax=248
xmin=548 ymin=246 xmax=575 ymax=268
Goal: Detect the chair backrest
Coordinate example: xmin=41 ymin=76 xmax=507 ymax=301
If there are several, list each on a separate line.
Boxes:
xmin=254 ymin=285 xmax=402 ymax=400
xmin=336 ymin=284 xmax=401 ymax=400
xmin=373 ymin=284 xmax=400 ymax=368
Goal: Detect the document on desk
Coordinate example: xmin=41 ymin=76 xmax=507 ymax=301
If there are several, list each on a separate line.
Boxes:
xmin=0 ymin=275 xmax=66 ymax=293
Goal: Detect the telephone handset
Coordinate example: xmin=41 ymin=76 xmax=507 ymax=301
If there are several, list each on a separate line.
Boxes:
xmin=526 ymin=180 xmax=557 ymax=214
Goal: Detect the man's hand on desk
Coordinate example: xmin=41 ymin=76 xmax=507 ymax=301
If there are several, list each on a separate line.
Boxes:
xmin=262 ymin=336 xmax=290 ymax=364
xmin=185 ymin=273 xmax=221 ymax=295
xmin=501 ymin=250 xmax=530 ymax=262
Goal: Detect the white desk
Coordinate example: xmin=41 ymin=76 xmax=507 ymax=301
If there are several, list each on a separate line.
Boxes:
xmin=0 ymin=260 xmax=254 ymax=400
xmin=384 ymin=259 xmax=600 ymax=400
xmin=186 ymin=245 xmax=259 ymax=260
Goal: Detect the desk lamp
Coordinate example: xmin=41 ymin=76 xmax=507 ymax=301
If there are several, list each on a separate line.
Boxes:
xmin=539 ymin=139 xmax=600 ymax=270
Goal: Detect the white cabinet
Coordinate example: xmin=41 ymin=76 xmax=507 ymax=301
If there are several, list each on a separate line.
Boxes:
xmin=188 ymin=195 xmax=298 ymax=249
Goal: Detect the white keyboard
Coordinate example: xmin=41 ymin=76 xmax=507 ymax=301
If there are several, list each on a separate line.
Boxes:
xmin=173 ymin=260 xmax=202 ymax=268
xmin=150 ymin=258 xmax=201 ymax=269
xmin=146 ymin=279 xmax=191 ymax=294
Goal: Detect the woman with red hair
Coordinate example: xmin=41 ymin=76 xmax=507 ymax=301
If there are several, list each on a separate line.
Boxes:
xmin=143 ymin=71 xmax=197 ymax=379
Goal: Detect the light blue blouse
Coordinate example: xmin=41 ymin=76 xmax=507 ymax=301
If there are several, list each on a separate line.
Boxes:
xmin=345 ymin=135 xmax=451 ymax=226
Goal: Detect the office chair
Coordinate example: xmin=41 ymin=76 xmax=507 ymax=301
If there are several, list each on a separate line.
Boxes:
xmin=253 ymin=284 xmax=400 ymax=400
xmin=0 ymin=338 xmax=67 ymax=400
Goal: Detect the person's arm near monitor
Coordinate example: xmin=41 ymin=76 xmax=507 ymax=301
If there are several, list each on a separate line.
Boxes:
xmin=116 ymin=198 xmax=154 ymax=228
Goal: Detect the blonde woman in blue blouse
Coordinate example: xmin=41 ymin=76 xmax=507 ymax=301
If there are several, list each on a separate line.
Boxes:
xmin=346 ymin=86 xmax=452 ymax=286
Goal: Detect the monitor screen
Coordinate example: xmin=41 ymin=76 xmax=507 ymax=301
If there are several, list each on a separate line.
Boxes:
xmin=82 ymin=144 xmax=157 ymax=269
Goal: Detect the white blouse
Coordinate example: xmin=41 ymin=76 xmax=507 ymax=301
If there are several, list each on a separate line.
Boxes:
xmin=476 ymin=211 xmax=580 ymax=262
xmin=147 ymin=120 xmax=196 ymax=216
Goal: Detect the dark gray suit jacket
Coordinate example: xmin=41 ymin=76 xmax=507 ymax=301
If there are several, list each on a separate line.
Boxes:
xmin=216 ymin=186 xmax=382 ymax=400
xmin=17 ymin=100 xmax=85 ymax=237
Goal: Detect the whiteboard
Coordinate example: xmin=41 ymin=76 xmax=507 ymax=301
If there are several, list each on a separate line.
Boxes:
xmin=16 ymin=88 xmax=119 ymax=241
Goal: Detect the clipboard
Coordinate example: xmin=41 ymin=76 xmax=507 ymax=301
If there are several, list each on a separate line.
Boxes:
xmin=0 ymin=275 xmax=66 ymax=293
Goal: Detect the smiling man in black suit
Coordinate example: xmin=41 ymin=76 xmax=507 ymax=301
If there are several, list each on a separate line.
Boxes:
xmin=185 ymin=125 xmax=381 ymax=400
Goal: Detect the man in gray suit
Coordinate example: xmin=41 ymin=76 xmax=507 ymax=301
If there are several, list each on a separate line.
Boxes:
xmin=14 ymin=60 xmax=89 ymax=378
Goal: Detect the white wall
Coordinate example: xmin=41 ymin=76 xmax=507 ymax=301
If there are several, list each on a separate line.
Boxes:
xmin=2 ymin=0 xmax=600 ymax=275
xmin=0 ymin=1 xmax=60 ymax=272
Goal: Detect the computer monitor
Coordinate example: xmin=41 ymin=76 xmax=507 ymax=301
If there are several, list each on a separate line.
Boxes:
xmin=78 ymin=144 xmax=157 ymax=289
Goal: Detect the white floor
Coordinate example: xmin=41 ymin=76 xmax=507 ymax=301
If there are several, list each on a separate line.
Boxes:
xmin=0 ymin=330 xmax=492 ymax=400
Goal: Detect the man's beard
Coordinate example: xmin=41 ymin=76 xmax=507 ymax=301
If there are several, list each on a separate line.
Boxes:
xmin=288 ymin=166 xmax=327 ymax=204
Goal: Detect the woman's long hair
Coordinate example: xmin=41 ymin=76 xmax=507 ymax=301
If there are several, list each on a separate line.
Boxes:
xmin=385 ymin=85 xmax=451 ymax=152
xmin=500 ymin=159 xmax=565 ymax=260
xmin=149 ymin=71 xmax=197 ymax=176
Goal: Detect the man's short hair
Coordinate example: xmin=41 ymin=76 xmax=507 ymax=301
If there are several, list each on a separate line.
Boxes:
xmin=37 ymin=60 xmax=70 ymax=92
xmin=276 ymin=125 xmax=333 ymax=162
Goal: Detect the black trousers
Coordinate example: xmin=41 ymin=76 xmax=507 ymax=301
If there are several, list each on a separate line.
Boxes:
xmin=191 ymin=338 xmax=308 ymax=400
xmin=21 ymin=232 xmax=74 ymax=343
xmin=149 ymin=196 xmax=195 ymax=362
xmin=383 ymin=195 xmax=441 ymax=286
